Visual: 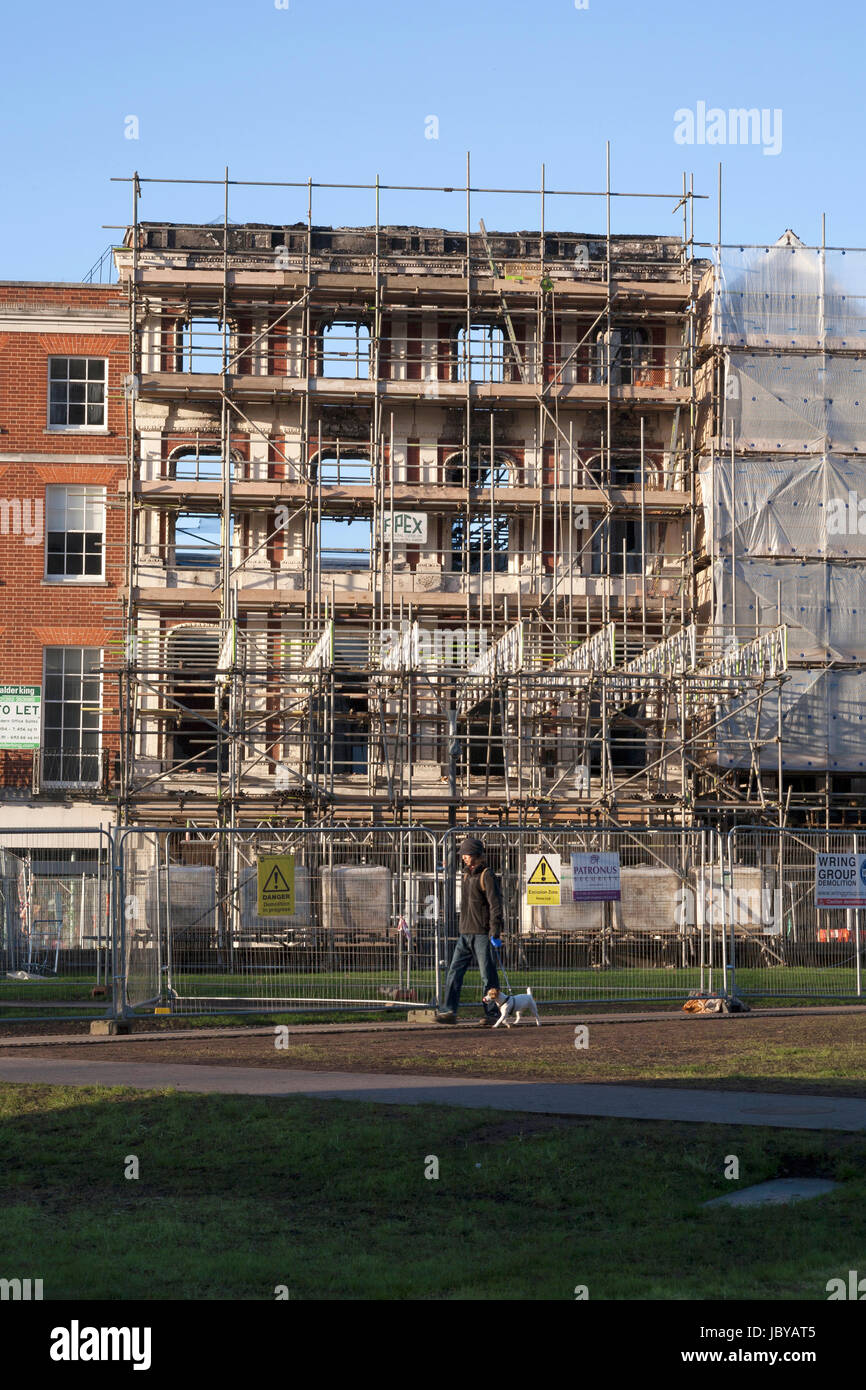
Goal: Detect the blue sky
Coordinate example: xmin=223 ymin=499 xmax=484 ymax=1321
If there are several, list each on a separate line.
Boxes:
xmin=1 ymin=0 xmax=862 ymax=280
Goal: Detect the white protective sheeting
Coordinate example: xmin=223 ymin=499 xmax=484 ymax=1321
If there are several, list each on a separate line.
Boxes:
xmin=712 ymin=558 xmax=866 ymax=663
xmin=715 ymin=245 xmax=866 ymax=349
xmin=700 ymin=455 xmax=866 ymax=560
xmin=723 ymin=353 xmax=866 ymax=454
xmin=715 ymin=668 xmax=866 ymax=770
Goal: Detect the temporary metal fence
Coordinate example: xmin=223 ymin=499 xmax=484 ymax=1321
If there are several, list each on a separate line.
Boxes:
xmin=442 ymin=825 xmax=714 ymax=1007
xmin=0 ymin=828 xmax=114 ymax=1020
xmin=1 ymin=822 xmax=863 ymax=1023
xmin=115 ymin=825 xmax=440 ymax=1016
xmin=726 ymin=827 xmax=864 ymax=1000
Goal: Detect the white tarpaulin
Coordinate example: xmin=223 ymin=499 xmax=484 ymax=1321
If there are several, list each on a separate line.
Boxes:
xmin=700 ymin=455 xmax=866 ymax=560
xmin=712 ymin=558 xmax=866 ymax=663
xmin=715 ymin=245 xmax=866 ymax=349
xmin=723 ymin=352 xmax=866 ymax=454
xmin=715 ymin=667 xmax=866 ymax=770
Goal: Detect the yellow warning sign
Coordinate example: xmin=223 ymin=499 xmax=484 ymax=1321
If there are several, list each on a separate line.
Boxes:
xmin=525 ymin=852 xmax=561 ymax=906
xmin=257 ymin=855 xmax=295 ymax=917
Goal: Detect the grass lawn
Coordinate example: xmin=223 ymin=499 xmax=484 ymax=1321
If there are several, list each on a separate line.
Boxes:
xmin=1 ymin=1082 xmax=864 ymax=1300
xmin=0 ymin=963 xmax=861 ymax=1026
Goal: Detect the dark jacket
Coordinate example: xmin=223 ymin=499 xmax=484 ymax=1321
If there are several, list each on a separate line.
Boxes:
xmin=460 ymin=860 xmax=504 ymax=936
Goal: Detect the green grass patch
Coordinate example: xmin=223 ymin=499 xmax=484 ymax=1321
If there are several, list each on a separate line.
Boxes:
xmin=0 ymin=1083 xmax=863 ymax=1300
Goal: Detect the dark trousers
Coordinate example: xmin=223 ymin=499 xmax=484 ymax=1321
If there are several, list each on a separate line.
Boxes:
xmin=442 ymin=933 xmax=500 ymax=1016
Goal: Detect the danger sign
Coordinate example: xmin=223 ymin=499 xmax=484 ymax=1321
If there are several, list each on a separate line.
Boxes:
xmin=257 ymin=855 xmax=295 ymax=916
xmin=525 ymin=852 xmax=561 ymax=906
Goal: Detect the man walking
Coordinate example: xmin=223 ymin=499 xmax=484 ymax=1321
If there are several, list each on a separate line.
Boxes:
xmin=435 ymin=836 xmax=504 ymax=1026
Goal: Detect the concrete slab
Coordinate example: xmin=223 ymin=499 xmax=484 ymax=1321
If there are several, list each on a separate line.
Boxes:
xmin=1 ymin=1056 xmax=865 ymax=1131
xmin=704 ymin=1178 xmax=839 ymax=1208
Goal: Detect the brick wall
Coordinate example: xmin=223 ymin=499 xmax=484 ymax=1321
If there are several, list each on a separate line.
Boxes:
xmin=0 ymin=284 xmax=127 ymax=795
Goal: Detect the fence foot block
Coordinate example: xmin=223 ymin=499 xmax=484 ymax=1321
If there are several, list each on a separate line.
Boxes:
xmin=406 ymin=1009 xmax=439 ymax=1024
xmin=90 ymin=1020 xmax=132 ymax=1036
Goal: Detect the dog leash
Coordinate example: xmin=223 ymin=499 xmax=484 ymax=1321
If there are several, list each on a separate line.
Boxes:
xmin=491 ymin=937 xmax=512 ymax=995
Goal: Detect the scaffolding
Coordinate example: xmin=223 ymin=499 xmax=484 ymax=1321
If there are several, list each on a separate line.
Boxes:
xmin=108 ymin=161 xmax=804 ymax=830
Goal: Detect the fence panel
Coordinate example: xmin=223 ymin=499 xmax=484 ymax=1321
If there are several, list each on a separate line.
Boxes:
xmin=0 ymin=827 xmax=114 ymax=1019
xmin=729 ymin=827 xmax=864 ymax=1000
xmin=440 ymin=826 xmax=716 ymax=1007
xmin=115 ymin=825 xmax=439 ymax=1016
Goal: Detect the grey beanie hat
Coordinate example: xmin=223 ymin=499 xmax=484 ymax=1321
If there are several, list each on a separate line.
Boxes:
xmin=459 ymin=836 xmax=485 ymax=858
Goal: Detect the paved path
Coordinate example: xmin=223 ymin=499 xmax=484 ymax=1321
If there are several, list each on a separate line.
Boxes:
xmin=1 ymin=1056 xmax=864 ymax=1131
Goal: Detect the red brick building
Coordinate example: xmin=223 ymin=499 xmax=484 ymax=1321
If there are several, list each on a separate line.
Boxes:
xmin=0 ymin=282 xmax=127 ymax=833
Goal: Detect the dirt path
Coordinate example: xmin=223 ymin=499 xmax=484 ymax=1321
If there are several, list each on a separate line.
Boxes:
xmin=1 ymin=1013 xmax=864 ymax=1095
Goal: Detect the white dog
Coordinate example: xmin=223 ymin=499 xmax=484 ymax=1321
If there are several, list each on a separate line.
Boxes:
xmin=483 ymin=986 xmax=541 ymax=1028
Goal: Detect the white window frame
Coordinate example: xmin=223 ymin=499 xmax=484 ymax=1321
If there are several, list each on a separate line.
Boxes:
xmin=44 ymin=485 xmax=107 ymax=583
xmin=46 ymin=357 xmax=109 ymax=432
xmin=42 ymin=647 xmax=103 ymax=789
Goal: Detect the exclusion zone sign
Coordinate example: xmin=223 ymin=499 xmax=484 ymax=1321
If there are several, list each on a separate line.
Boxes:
xmin=571 ymin=852 xmax=621 ymax=902
xmin=525 ymin=852 xmax=561 ymax=906
xmin=257 ymin=854 xmax=296 ymax=916
xmin=815 ymin=853 xmax=866 ymax=909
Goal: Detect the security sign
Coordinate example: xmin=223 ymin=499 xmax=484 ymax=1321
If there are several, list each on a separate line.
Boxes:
xmin=815 ymin=854 xmax=866 ymax=909
xmin=571 ymin=852 xmax=621 ymax=903
xmin=257 ymin=855 xmax=295 ymax=916
xmin=526 ymin=852 xmax=561 ymax=906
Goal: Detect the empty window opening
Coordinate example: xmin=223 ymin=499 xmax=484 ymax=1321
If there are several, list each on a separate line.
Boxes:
xmin=333 ymin=687 xmax=369 ymax=775
xmin=173 ymin=512 xmax=222 ymax=569
xmin=319 ymin=516 xmax=372 ymax=570
xmin=465 ymin=700 xmax=505 ymax=777
xmin=312 ymin=676 xmax=369 ymax=777
xmin=167 ymin=629 xmax=224 ymax=774
xmin=457 ymin=324 xmax=505 ymax=383
xmin=591 ymin=517 xmax=642 ymax=575
xmin=320 ymin=321 xmax=371 ymax=379
xmin=609 ymin=706 xmax=647 ymax=773
xmin=180 ymin=317 xmax=223 ymax=374
xmin=592 ymin=327 xmax=650 ymax=386
xmin=451 ymin=514 xmax=508 ymax=573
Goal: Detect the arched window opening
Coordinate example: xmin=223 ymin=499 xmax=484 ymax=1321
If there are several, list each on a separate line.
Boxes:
xmin=314 ymin=452 xmax=372 ymax=486
xmin=445 ymin=449 xmax=510 ymax=490
xmin=170 ymin=448 xmax=224 ymax=481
